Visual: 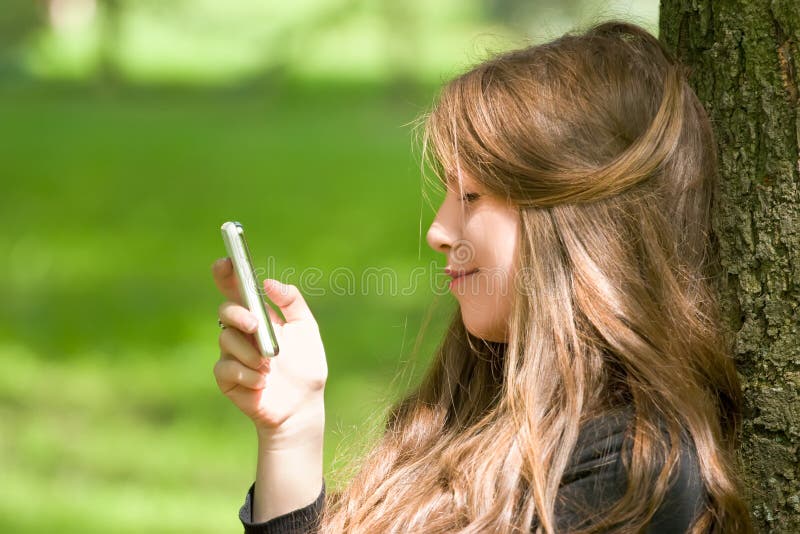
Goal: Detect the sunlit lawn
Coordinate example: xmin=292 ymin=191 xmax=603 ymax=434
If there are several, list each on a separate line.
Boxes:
xmin=0 ymin=81 xmax=455 ymax=532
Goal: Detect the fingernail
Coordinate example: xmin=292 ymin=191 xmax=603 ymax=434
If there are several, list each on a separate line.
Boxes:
xmin=247 ymin=317 xmax=259 ymax=332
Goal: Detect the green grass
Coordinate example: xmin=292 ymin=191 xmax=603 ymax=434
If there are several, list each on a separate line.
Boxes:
xmin=0 ymin=81 xmax=455 ymax=532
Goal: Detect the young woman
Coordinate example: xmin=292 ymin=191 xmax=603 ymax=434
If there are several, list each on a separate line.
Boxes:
xmin=212 ymin=20 xmax=754 ymax=533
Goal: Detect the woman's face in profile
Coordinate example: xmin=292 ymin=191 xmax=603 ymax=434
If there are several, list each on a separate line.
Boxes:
xmin=426 ymin=173 xmax=519 ymax=342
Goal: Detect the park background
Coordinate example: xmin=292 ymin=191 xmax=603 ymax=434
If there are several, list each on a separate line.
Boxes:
xmin=0 ymin=1 xmax=657 ymax=532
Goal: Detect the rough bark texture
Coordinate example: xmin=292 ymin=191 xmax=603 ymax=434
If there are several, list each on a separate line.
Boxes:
xmin=659 ymin=1 xmax=800 ymax=532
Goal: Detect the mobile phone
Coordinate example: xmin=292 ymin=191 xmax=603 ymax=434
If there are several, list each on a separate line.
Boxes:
xmin=220 ymin=221 xmax=280 ymax=357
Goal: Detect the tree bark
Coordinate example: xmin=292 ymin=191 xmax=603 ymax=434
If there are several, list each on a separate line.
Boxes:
xmin=659 ymin=1 xmax=799 ymax=532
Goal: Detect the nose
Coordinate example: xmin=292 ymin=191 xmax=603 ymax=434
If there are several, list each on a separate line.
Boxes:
xmin=426 ymin=198 xmax=458 ymax=254
xmin=426 ymin=218 xmax=451 ymax=254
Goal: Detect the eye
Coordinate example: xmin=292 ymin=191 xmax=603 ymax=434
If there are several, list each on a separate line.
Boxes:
xmin=460 ymin=192 xmax=481 ymax=203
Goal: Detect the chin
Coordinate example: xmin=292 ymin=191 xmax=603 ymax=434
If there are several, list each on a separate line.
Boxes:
xmin=462 ymin=314 xmax=506 ymax=343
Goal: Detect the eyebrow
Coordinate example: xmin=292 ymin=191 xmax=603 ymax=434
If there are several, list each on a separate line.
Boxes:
xmin=448 ymin=172 xmax=479 ymax=192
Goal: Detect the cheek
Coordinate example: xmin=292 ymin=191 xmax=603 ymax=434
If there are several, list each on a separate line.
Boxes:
xmin=458 ymin=206 xmax=519 ymax=342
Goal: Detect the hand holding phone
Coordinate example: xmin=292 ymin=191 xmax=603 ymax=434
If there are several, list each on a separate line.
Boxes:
xmin=212 ymin=235 xmax=328 ymax=519
xmin=220 ymin=221 xmax=280 ymax=357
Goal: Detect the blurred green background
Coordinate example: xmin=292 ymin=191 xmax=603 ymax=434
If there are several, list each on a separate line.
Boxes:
xmin=0 ymin=1 xmax=656 ymax=532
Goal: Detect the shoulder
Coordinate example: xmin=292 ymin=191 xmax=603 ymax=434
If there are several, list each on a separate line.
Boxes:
xmin=554 ymin=407 xmax=706 ymax=533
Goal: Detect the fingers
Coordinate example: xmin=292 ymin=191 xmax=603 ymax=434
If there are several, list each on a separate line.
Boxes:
xmin=218 ymin=301 xmax=260 ymax=333
xmin=214 ymin=355 xmax=267 ymax=393
xmin=213 ymin=258 xmax=286 ymax=327
xmin=211 ymin=257 xmax=242 ymax=304
xmin=219 ymin=299 xmax=286 ymax=333
xmin=218 ymin=326 xmax=267 ymax=371
xmin=263 ymin=279 xmax=316 ymax=324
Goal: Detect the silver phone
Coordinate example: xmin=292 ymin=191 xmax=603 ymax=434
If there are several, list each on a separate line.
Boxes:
xmin=220 ymin=221 xmax=280 ymax=357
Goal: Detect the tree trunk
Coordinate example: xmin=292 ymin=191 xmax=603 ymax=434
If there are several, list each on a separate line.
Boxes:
xmin=659 ymin=1 xmax=799 ymax=532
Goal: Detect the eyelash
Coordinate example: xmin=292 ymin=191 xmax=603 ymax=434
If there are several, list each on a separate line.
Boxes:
xmin=460 ymin=192 xmax=481 ymax=203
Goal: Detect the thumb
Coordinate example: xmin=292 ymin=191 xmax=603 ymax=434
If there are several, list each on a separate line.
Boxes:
xmin=263 ymin=279 xmax=316 ymax=323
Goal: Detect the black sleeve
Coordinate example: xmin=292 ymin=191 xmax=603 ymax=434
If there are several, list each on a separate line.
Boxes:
xmin=551 ymin=409 xmax=706 ymax=533
xmin=239 ymin=480 xmax=326 ymax=534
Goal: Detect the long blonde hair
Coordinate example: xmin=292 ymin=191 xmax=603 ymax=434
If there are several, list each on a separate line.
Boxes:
xmin=319 ymin=20 xmax=753 ymax=533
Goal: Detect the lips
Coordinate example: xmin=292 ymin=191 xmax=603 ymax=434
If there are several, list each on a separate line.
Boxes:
xmin=445 ymin=267 xmax=479 ymax=280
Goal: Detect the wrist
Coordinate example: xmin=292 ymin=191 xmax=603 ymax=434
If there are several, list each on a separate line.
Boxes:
xmin=252 ymin=402 xmax=325 ymax=523
xmin=255 ymin=397 xmax=325 ymax=451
